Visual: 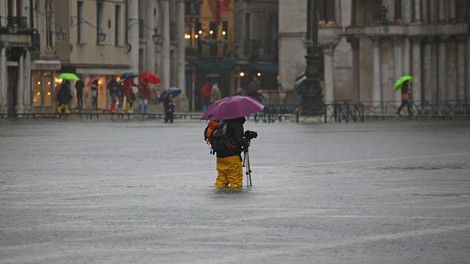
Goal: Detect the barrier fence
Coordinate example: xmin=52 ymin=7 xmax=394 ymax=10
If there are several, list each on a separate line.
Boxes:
xmin=1 ymin=100 xmax=469 ymax=122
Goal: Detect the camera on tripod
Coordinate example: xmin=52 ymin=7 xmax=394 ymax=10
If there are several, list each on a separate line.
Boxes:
xmin=244 ymin=130 xmax=258 ymax=140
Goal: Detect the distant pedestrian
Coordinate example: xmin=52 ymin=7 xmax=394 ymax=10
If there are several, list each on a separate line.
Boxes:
xmin=108 ymin=77 xmax=121 ymax=113
xmin=91 ymin=79 xmax=99 ymax=110
xmin=57 ymin=80 xmax=72 ymax=113
xmin=123 ymin=79 xmax=137 ymax=113
xmin=75 ymin=80 xmax=84 ymax=109
xmin=164 ymin=93 xmax=175 ymax=123
xmin=397 ymin=81 xmax=412 ymax=117
xmin=138 ymin=78 xmax=151 ymax=114
xmin=210 ymin=83 xmax=221 ymax=104
xmin=201 ymin=82 xmax=212 ymax=111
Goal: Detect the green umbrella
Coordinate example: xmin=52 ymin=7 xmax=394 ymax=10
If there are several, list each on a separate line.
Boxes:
xmin=58 ymin=73 xmax=80 ymax=81
xmin=393 ymin=75 xmax=413 ymax=91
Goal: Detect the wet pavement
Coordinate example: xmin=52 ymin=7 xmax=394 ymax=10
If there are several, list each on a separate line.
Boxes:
xmin=1 ymin=118 xmax=470 ymax=263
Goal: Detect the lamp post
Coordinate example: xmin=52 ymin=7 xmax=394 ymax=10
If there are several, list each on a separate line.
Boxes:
xmin=301 ymin=0 xmax=323 ymax=115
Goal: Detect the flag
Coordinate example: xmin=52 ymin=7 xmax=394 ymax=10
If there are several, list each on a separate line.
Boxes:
xmin=220 ymin=0 xmax=230 ymax=12
xmin=207 ymin=0 xmax=221 ymax=26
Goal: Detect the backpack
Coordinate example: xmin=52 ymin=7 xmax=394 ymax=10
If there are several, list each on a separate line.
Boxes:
xmin=204 ymin=120 xmax=229 ymax=154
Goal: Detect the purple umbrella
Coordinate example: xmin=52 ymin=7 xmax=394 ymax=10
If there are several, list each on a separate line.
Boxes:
xmin=201 ymin=95 xmax=265 ymax=120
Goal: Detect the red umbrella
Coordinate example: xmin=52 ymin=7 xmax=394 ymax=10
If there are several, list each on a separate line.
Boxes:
xmin=140 ymin=72 xmax=161 ymax=84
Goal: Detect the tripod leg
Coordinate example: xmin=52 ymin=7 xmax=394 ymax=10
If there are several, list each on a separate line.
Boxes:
xmin=246 ymin=151 xmax=252 ymax=186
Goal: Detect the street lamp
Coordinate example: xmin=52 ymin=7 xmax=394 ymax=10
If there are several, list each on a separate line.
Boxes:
xmin=97 ymin=29 xmax=106 ymax=42
xmin=297 ymin=0 xmax=323 ymax=115
xmin=55 ymin=26 xmax=67 ymax=40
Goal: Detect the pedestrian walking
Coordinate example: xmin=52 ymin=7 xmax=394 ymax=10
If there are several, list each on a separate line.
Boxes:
xmin=107 ymin=77 xmax=121 ymax=113
xmin=163 ymin=93 xmax=175 ymax=123
xmin=210 ymin=83 xmax=221 ymax=104
xmin=123 ymin=79 xmax=137 ymax=113
xmin=138 ymin=78 xmax=151 ymax=114
xmin=91 ymin=79 xmax=99 ymax=110
xmin=57 ymin=80 xmax=73 ymax=113
xmin=75 ymin=79 xmax=84 ymax=110
xmin=200 ymin=82 xmax=211 ymax=111
xmin=397 ymin=81 xmax=412 ymax=117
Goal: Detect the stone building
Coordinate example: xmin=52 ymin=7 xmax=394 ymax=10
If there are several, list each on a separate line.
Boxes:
xmin=0 ymin=0 xmax=187 ymax=115
xmin=279 ymin=0 xmax=470 ymax=112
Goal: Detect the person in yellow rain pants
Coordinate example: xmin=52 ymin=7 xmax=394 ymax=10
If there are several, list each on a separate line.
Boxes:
xmin=214 ymin=117 xmax=250 ymax=188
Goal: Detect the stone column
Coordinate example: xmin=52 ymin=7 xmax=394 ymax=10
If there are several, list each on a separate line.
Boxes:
xmin=16 ymin=54 xmax=24 ymax=113
xmin=322 ymin=43 xmax=335 ymax=102
xmin=438 ymin=36 xmax=447 ymax=101
xmin=128 ymin=0 xmax=139 ymax=72
xmin=438 ymin=0 xmax=446 ymax=22
xmin=467 ymin=37 xmax=470 ymax=101
xmin=446 ymin=38 xmax=457 ymax=101
xmin=393 ymin=37 xmax=403 ymax=104
xmin=449 ymin=0 xmax=456 ymax=22
xmin=414 ymin=0 xmax=421 ymax=22
xmin=372 ymin=37 xmax=382 ymax=104
xmin=23 ymin=49 xmax=31 ymax=113
xmin=421 ymin=0 xmax=428 ymax=22
xmin=401 ymin=0 xmax=412 ymax=23
xmin=146 ymin=0 xmax=155 ymax=73
xmin=176 ymin=0 xmax=188 ymax=111
xmin=347 ymin=36 xmax=360 ymax=101
xmin=457 ymin=37 xmax=466 ymax=100
xmin=0 ymin=47 xmax=7 ymax=113
xmin=422 ymin=38 xmax=433 ymax=101
xmin=161 ymin=0 xmax=171 ymax=91
xmin=411 ymin=37 xmax=422 ymax=104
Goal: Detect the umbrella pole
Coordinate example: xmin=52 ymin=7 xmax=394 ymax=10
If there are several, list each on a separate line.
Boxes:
xmin=243 ymin=149 xmax=252 ymax=186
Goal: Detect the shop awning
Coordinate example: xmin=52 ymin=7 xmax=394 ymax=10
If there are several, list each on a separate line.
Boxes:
xmin=190 ymin=61 xmax=234 ymax=70
xmin=251 ymin=63 xmax=278 ymax=73
xmin=32 ymin=60 xmax=61 ymax=70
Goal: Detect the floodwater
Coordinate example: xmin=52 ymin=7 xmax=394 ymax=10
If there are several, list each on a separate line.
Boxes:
xmin=1 ymin=118 xmax=470 ymax=263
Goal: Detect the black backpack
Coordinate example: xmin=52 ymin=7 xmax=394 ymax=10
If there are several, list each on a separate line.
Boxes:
xmin=204 ymin=120 xmax=229 ymax=154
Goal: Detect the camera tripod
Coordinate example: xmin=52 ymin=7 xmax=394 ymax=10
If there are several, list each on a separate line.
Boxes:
xmin=242 ymin=148 xmax=252 ymax=186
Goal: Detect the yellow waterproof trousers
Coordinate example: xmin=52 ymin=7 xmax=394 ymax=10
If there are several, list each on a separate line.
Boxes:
xmin=214 ymin=155 xmax=243 ymax=188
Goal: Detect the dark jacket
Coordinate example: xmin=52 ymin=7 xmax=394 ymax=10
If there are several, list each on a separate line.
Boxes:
xmin=216 ymin=117 xmax=250 ymax=158
xmin=57 ymin=82 xmax=72 ymax=104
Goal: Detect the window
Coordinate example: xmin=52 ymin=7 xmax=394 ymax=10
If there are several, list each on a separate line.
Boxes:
xmin=96 ymin=2 xmax=103 ymax=44
xmin=115 ymin=5 xmax=121 ymax=46
xmin=45 ymin=0 xmax=54 ymax=49
xmin=77 ymin=1 xmax=83 ymax=43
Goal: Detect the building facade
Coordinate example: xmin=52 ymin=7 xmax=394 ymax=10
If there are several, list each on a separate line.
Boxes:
xmin=0 ymin=0 xmax=187 ymax=115
xmin=279 ymin=0 xmax=470 ymax=113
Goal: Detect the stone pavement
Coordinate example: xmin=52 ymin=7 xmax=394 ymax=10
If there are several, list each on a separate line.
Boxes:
xmin=1 ymin=119 xmax=469 ymax=263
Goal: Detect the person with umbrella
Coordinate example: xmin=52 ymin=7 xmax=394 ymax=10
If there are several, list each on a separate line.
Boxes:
xmin=138 ymin=78 xmax=151 ymax=114
xmin=212 ymin=117 xmax=251 ymax=188
xmin=201 ymin=96 xmax=264 ymax=188
xmin=57 ymin=80 xmax=73 ymax=114
xmin=163 ymin=93 xmax=175 ymax=123
xmin=107 ymin=76 xmax=121 ymax=113
xmin=122 ymin=78 xmax=138 ymax=113
xmin=395 ymin=77 xmax=413 ymax=117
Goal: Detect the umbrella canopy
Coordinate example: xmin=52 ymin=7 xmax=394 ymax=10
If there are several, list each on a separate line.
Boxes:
xmin=393 ymin=75 xmax=413 ymax=91
xmin=159 ymin=87 xmax=182 ymax=102
xmin=58 ymin=73 xmax=80 ymax=81
xmin=201 ymin=95 xmax=265 ymax=120
xmin=120 ymin=72 xmax=139 ymax=80
xmin=140 ymin=72 xmax=161 ymax=84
